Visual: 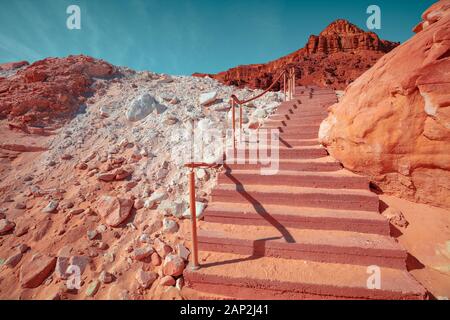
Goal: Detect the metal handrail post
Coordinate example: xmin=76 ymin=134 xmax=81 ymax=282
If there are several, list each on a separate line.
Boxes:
xmin=239 ymin=104 xmax=243 ymax=132
xmin=292 ymin=68 xmax=296 ymax=96
xmin=189 ymin=169 xmax=200 ymax=270
xmin=231 ymin=99 xmax=236 ymax=154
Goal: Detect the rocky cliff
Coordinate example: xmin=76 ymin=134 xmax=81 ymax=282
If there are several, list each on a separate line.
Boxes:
xmin=319 ymin=1 xmax=450 ymax=208
xmin=0 ymin=55 xmax=116 ymax=129
xmin=194 ymin=19 xmax=399 ymax=90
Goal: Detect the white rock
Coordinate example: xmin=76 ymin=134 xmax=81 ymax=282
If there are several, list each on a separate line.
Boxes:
xmin=126 ymin=93 xmax=167 ymax=122
xmin=196 ymin=169 xmax=209 ymax=181
xmin=158 ymin=200 xmax=186 ymax=218
xmin=252 ymin=108 xmax=268 ymax=119
xmin=197 ymin=118 xmax=213 ymax=131
xmin=42 ymin=200 xmax=59 ymax=213
xmin=176 ymin=244 xmax=190 ymax=261
xmin=149 ymin=191 xmax=168 ymax=203
xmin=119 ymin=138 xmax=129 ymax=148
xmin=139 ymin=233 xmax=152 ymax=244
xmin=162 ymin=218 xmax=179 ymax=234
xmin=199 ymin=91 xmax=218 ymax=106
xmin=144 ymin=192 xmax=168 ymax=209
xmin=264 ymin=101 xmax=279 ymax=113
xmin=139 ymin=149 xmax=148 ymax=157
xmin=176 ymin=277 xmax=184 ymax=290
xmin=182 ymin=202 xmax=206 ymax=220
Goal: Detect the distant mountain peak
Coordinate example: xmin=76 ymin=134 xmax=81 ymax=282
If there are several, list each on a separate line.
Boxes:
xmin=319 ymin=19 xmax=364 ymax=36
xmin=193 ymin=19 xmax=399 ymax=90
xmin=306 ymin=19 xmax=397 ymax=55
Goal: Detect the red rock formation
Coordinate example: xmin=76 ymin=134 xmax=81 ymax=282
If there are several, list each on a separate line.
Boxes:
xmin=0 ymin=61 xmax=29 ymax=71
xmin=193 ymin=19 xmax=398 ymax=90
xmin=319 ymin=1 xmax=450 ymax=208
xmin=0 ymin=55 xmax=116 ymax=128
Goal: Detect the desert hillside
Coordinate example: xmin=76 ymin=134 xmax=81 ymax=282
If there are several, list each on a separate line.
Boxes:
xmin=0 ymin=55 xmax=281 ymax=299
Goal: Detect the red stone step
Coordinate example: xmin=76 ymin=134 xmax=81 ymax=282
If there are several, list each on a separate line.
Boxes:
xmin=266 ymin=116 xmax=326 ymax=125
xmin=226 ymin=146 xmax=328 ymax=160
xmin=273 ymin=112 xmax=328 ymax=119
xmin=181 ymin=287 xmax=237 ymax=300
xmin=267 ymin=116 xmax=327 ymax=125
xmin=197 ymin=223 xmax=407 ymax=269
xmin=276 ymin=101 xmax=301 ymax=110
xmin=203 ymin=202 xmax=389 ymax=235
xmin=277 ymin=138 xmax=321 ymax=147
xmin=184 ymin=252 xmax=426 ymax=300
xmin=261 ymin=125 xmax=321 ymax=133
xmin=252 ymin=126 xmax=324 ymax=136
xmin=218 ymin=170 xmax=369 ymax=189
xmin=282 ymin=111 xmax=329 ymax=118
xmin=224 ymin=158 xmax=342 ymax=172
xmin=210 ymin=185 xmax=380 ymax=211
xmin=184 ymin=90 xmax=428 ymax=300
xmin=278 ymin=130 xmax=318 ymax=139
xmin=294 ymin=107 xmax=330 ymax=112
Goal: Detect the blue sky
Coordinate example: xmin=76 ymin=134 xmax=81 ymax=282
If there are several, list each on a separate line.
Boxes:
xmin=0 ymin=0 xmax=435 ymax=75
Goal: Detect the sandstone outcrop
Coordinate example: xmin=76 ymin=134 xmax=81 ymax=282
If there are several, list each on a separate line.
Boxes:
xmin=0 ymin=55 xmax=116 ymax=128
xmin=0 ymin=61 xmax=29 ymax=72
xmin=194 ymin=19 xmax=398 ymax=90
xmin=320 ymin=1 xmax=450 ymax=208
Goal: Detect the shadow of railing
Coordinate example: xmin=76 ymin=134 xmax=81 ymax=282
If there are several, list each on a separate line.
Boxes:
xmin=223 ymin=164 xmax=295 ymax=244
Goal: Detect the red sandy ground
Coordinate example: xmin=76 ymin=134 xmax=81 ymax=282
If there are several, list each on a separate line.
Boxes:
xmin=380 ymin=195 xmax=450 ymax=299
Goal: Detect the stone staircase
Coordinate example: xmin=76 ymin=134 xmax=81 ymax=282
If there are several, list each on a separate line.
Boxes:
xmin=183 ymin=87 xmax=427 ymax=300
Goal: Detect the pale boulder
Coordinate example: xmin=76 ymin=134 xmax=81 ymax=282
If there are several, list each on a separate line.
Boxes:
xmin=182 ymin=201 xmax=206 ymax=220
xmin=199 ymin=91 xmax=218 ymax=106
xmin=126 ymin=93 xmax=167 ymax=122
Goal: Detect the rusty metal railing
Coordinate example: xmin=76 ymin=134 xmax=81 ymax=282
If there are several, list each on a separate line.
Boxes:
xmin=184 ymin=67 xmax=296 ymax=270
xmin=229 ymin=67 xmax=295 ymax=153
xmin=183 ymin=162 xmax=219 ymax=270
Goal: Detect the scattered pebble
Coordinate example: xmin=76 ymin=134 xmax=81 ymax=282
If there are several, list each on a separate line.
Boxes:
xmin=86 ymin=280 xmax=100 ymax=297
xmin=42 ymin=200 xmax=59 ymax=213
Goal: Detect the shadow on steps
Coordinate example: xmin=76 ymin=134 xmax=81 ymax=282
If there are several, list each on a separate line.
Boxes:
xmin=222 ymin=164 xmax=295 ymax=245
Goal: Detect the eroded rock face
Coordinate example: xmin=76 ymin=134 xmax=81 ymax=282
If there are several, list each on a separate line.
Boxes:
xmin=0 ymin=55 xmax=116 ymax=128
xmin=306 ymin=19 xmax=397 ymax=54
xmin=320 ymin=1 xmax=450 ymax=208
xmin=0 ymin=61 xmax=29 ymax=72
xmin=194 ymin=20 xmax=398 ymax=90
